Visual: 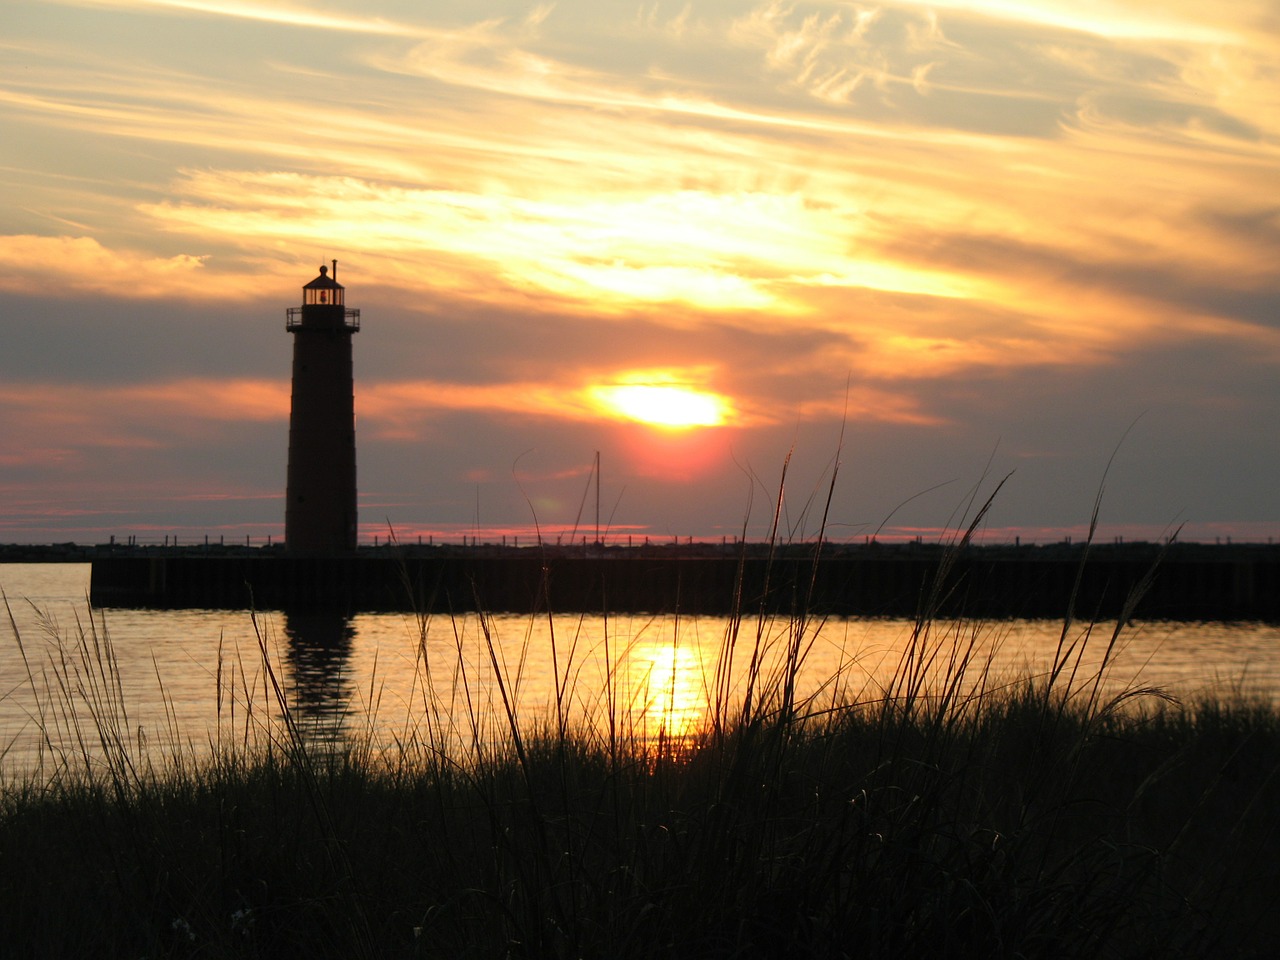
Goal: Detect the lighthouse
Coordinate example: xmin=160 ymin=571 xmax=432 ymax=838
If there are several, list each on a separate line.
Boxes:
xmin=284 ymin=261 xmax=361 ymax=554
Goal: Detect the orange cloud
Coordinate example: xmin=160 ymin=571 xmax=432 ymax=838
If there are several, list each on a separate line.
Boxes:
xmin=0 ymin=379 xmax=289 ymax=463
xmin=0 ymin=236 xmax=213 ymax=298
xmin=121 ymin=379 xmax=291 ymax=421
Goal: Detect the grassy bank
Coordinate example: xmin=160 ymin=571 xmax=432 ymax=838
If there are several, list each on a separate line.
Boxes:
xmin=3 ymin=535 xmax=1280 ymax=958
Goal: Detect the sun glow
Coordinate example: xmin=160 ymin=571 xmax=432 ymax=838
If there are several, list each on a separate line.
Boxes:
xmin=630 ymin=642 xmax=707 ymax=742
xmin=587 ymin=374 xmax=733 ymax=429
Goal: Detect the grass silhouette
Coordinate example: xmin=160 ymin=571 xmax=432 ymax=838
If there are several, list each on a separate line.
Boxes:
xmin=2 ymin=482 xmax=1278 ymax=958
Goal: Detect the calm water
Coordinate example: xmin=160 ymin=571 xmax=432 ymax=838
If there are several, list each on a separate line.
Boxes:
xmin=2 ymin=563 xmax=1277 ymax=778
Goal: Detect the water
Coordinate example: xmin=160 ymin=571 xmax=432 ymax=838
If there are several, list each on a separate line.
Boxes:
xmin=2 ymin=563 xmax=1277 ymax=778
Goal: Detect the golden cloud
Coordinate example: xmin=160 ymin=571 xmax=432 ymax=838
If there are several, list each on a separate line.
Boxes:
xmin=0 ymin=236 xmax=212 ymax=298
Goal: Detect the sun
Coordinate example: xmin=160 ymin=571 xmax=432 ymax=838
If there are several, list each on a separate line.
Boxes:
xmin=586 ymin=373 xmax=733 ymax=429
xmin=593 ymin=385 xmax=725 ymax=427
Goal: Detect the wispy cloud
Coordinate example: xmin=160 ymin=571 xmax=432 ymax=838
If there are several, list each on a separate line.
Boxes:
xmin=43 ymin=0 xmax=431 ymax=37
xmin=0 ymin=379 xmax=288 ymax=460
xmin=0 ymin=236 xmax=210 ymax=297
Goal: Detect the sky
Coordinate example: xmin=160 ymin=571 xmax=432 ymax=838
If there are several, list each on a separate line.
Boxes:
xmin=1 ymin=0 xmax=1278 ymax=547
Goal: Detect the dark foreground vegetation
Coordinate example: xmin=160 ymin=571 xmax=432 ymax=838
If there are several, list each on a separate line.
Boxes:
xmin=5 ymin=464 xmax=1280 ymax=959
xmin=3 ymin=601 xmax=1279 ymax=960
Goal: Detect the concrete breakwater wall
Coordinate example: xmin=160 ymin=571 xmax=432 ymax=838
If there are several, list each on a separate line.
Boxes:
xmin=88 ymin=549 xmax=1280 ymax=620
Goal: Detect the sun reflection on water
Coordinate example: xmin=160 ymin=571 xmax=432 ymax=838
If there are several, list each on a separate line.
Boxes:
xmin=627 ymin=641 xmax=709 ymax=746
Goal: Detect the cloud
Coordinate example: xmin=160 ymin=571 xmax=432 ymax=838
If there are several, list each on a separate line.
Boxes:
xmin=141 ymin=172 xmax=845 ymax=312
xmin=0 ymin=236 xmax=210 ymax=298
xmin=0 ymin=379 xmax=287 ymax=465
xmin=38 ymin=0 xmax=432 ymax=38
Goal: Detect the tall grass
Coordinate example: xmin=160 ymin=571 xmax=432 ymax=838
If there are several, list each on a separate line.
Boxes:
xmin=2 ymin=529 xmax=1279 ymax=957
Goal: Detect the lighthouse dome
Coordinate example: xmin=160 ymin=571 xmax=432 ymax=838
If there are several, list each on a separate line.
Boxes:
xmin=303 ymin=263 xmax=344 ymax=306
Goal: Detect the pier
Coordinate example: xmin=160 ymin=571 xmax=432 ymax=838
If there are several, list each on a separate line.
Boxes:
xmin=76 ymin=541 xmax=1280 ymax=621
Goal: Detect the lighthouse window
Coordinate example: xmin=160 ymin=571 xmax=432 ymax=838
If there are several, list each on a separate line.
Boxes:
xmin=304 ymin=287 xmax=345 ymax=306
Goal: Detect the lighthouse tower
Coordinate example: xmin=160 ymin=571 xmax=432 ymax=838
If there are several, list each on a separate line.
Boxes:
xmin=284 ymin=261 xmax=360 ymax=554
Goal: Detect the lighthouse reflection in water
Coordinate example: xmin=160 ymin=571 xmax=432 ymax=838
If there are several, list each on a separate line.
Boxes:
xmin=280 ymin=611 xmax=357 ymax=753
